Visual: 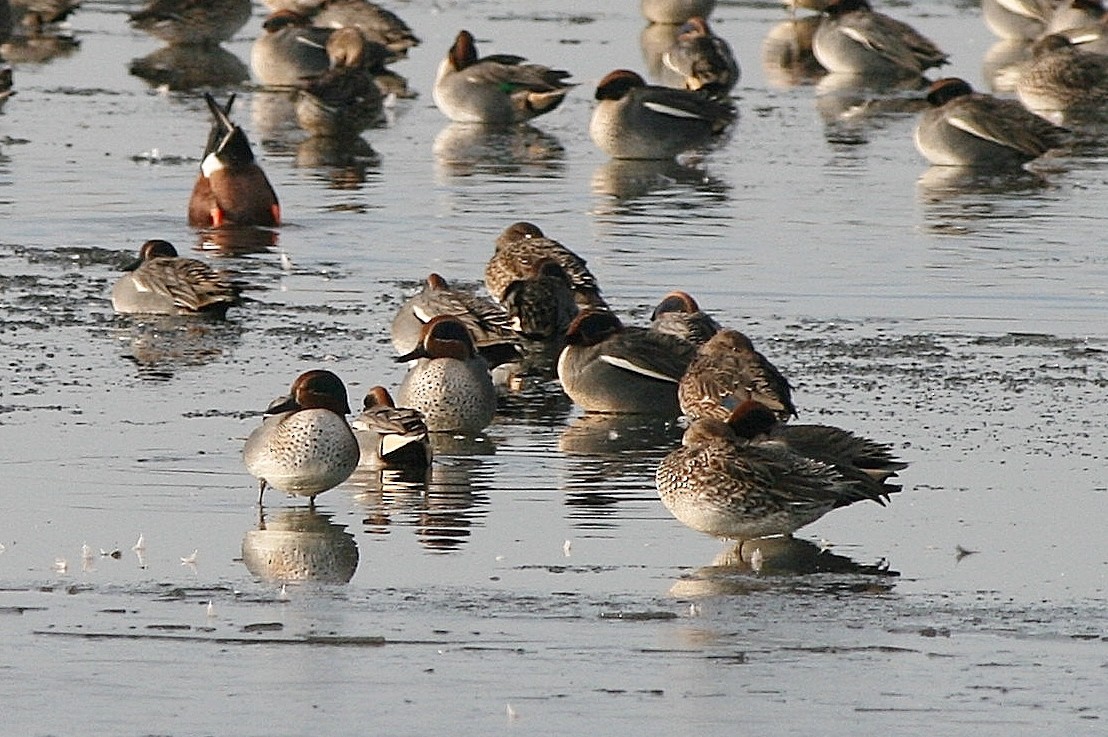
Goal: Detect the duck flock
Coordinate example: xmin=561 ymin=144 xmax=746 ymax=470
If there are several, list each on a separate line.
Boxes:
xmin=9 ymin=0 xmax=1108 ymax=546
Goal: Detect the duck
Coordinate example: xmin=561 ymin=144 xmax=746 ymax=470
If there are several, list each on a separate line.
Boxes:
xmin=589 ymin=69 xmax=735 ymax=160
xmin=677 ymin=328 xmax=796 ymax=423
xmin=761 ymin=13 xmax=826 ymax=87
xmin=1016 ymin=33 xmax=1108 ymax=122
xmin=251 ymin=10 xmax=332 ymax=87
xmin=915 ymin=77 xmax=1068 ymax=167
xmin=0 ymin=63 xmax=12 ymax=109
xmin=432 ymin=29 xmax=575 ymax=124
xmin=243 ymin=369 xmax=360 ymax=506
xmin=295 ymin=26 xmax=385 ymax=137
xmin=394 ymin=315 xmax=498 ymax=433
xmin=640 ymin=0 xmax=717 ymax=25
xmin=982 ymin=0 xmax=1055 ymax=40
xmin=662 ymin=16 xmax=740 ymax=100
xmin=1061 ymin=12 xmax=1108 ymax=53
xmin=812 ymin=0 xmax=949 ymax=77
xmin=485 ymin=221 xmax=607 ymax=310
xmin=655 ymin=408 xmax=901 ymax=541
xmin=9 ymin=0 xmax=79 ymax=29
xmin=1046 ymin=0 xmax=1105 ymax=35
xmin=111 ymin=239 xmax=242 ymax=316
xmin=783 ymin=0 xmax=830 ymax=13
xmin=727 ymin=399 xmax=907 ymax=488
xmin=557 ymin=308 xmax=697 ymax=415
xmin=352 ymin=385 xmax=432 ymax=469
xmin=188 ymin=93 xmax=281 ymax=229
xmin=128 ymin=0 xmax=252 ymax=47
xmin=391 ymin=273 xmax=521 ymax=367
xmin=309 ymin=0 xmax=419 ymax=58
xmin=649 ymin=290 xmax=721 ymax=346
xmin=499 ymin=258 xmax=580 ymax=341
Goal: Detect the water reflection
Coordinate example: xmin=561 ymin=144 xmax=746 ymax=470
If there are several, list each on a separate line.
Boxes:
xmin=559 ymin=414 xmax=681 ymax=518
xmin=916 ymin=164 xmax=1052 ymax=208
xmin=494 ymin=374 xmax=574 ymax=425
xmin=815 ymin=73 xmax=928 ymax=143
xmin=241 ymin=507 xmax=359 ymax=584
xmin=761 ymin=16 xmax=825 ymax=89
xmin=129 ymin=45 xmax=249 ymax=91
xmin=591 ymin=157 xmax=729 ymax=210
xmin=491 ymin=336 xmax=571 ymax=387
xmin=668 ymin=537 xmax=899 ymax=597
xmin=640 ymin=22 xmax=683 ymax=87
xmin=251 ymin=89 xmax=299 ymax=142
xmin=432 ymin=123 xmax=565 ymax=179
xmin=195 ymin=226 xmax=279 ymax=255
xmin=1 ymin=29 xmax=79 ymax=64
xmin=351 ymin=456 xmax=492 ymax=551
xmin=982 ymin=39 xmax=1031 ymax=93
xmin=116 ymin=314 xmax=243 ymax=378
xmin=294 ymin=135 xmax=381 ymax=189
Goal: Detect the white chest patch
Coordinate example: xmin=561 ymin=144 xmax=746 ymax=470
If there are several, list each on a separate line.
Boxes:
xmin=201 ymin=152 xmax=225 ymax=179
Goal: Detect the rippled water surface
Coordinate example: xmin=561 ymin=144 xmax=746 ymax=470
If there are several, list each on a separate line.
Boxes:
xmin=2 ymin=1 xmax=1106 ymax=735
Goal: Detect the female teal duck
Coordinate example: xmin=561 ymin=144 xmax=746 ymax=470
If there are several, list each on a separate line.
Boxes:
xmin=678 ymin=328 xmax=796 ymax=423
xmin=656 ymin=402 xmax=903 ymax=540
xmin=1016 ymin=33 xmax=1108 ymax=123
xmin=662 ymin=16 xmax=740 ymax=100
xmin=486 ymin=221 xmax=607 ymax=310
xmin=128 ymin=0 xmax=252 ymax=46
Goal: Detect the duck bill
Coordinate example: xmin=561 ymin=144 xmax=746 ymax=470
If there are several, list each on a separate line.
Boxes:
xmin=394 ymin=346 xmax=428 ymax=362
xmin=262 ymin=393 xmax=298 ymax=415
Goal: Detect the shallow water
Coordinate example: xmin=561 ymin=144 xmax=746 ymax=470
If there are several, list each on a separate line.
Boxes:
xmin=1 ymin=1 xmax=1106 ymax=734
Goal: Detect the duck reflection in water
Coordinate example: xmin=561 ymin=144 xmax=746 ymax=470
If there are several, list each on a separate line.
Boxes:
xmin=916 ymin=164 xmax=1052 ymax=210
xmin=294 ymin=135 xmax=380 ymax=190
xmin=126 ymin=0 xmax=251 ymax=90
xmin=560 ymin=413 xmax=682 ymax=519
xmin=591 ymin=159 xmax=730 ymax=225
xmin=982 ymin=39 xmax=1033 ymax=94
xmin=129 ymin=45 xmax=248 ymax=91
xmin=351 ymin=456 xmax=491 ymax=552
xmin=432 ymin=123 xmax=565 ymax=179
xmin=195 ymin=225 xmax=280 ymax=256
xmin=117 ymin=315 xmax=242 ymax=379
xmin=761 ymin=15 xmax=826 ymax=89
xmin=815 ymin=72 xmax=928 ymax=143
xmin=668 ymin=537 xmax=898 ymax=598
xmin=242 ymin=506 xmax=359 ymax=584
xmin=639 ymin=21 xmax=682 ymax=86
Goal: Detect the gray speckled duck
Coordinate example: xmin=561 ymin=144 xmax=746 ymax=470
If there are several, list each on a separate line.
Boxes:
xmin=395 ymin=315 xmax=497 ymax=434
xmin=243 ymin=370 xmax=360 ymax=506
